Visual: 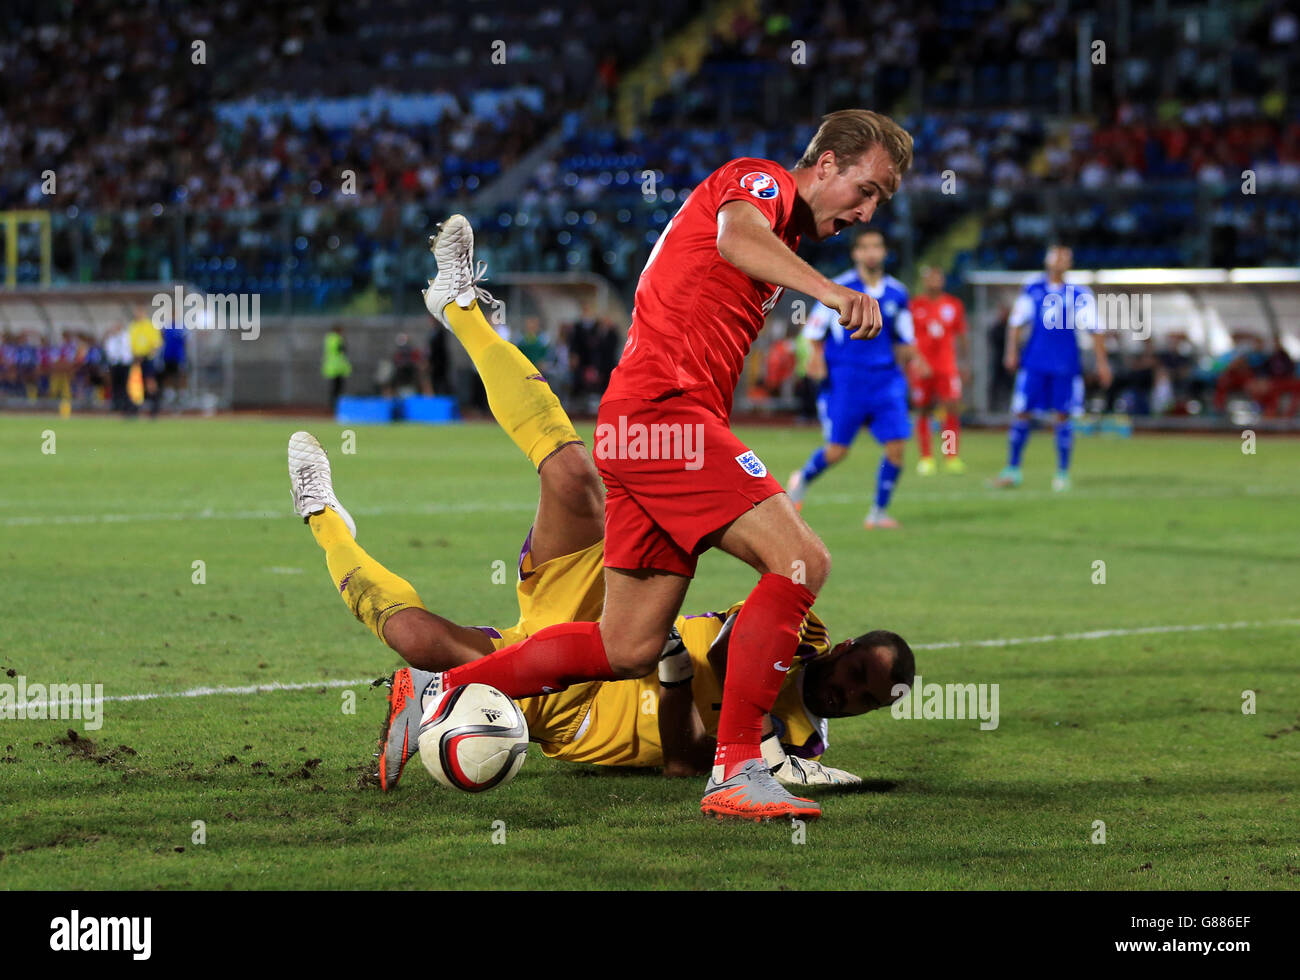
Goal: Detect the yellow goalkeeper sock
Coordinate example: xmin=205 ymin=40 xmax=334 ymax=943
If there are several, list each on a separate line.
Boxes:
xmin=308 ymin=507 xmax=424 ymax=648
xmin=442 ymin=300 xmax=580 ymax=470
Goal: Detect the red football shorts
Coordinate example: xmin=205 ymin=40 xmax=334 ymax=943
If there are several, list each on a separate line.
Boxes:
xmin=594 ymin=394 xmax=784 ymax=577
xmin=913 ymin=371 xmax=962 ymax=406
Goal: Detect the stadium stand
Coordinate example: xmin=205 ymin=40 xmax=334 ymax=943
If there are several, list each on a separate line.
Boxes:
xmin=0 ymin=0 xmax=1295 ymax=424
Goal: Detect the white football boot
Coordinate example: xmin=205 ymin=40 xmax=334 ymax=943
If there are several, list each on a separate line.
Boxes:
xmin=287 ymin=430 xmax=356 ymax=537
xmin=422 ymin=214 xmax=498 ymax=327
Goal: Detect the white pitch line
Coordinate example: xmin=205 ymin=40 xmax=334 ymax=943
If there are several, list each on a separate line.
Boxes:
xmin=912 ymin=618 xmax=1300 ymax=651
xmin=13 ymin=618 xmax=1299 ymax=713
xmin=1 ymin=484 xmax=1291 ymax=529
xmin=14 ymin=677 xmax=376 ymax=713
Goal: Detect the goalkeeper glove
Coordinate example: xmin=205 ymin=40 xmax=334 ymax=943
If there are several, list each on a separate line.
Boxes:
xmin=657 ymin=627 xmax=693 ymax=688
xmin=761 ymin=731 xmax=862 ymax=786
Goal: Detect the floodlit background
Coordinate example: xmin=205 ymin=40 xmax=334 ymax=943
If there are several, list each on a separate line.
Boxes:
xmin=1 ymin=0 xmax=1297 ymax=426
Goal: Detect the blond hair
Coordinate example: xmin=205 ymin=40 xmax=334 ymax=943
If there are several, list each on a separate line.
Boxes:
xmin=796 ymin=109 xmax=913 ymax=179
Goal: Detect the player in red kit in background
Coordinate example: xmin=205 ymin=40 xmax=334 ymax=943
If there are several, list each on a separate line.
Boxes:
xmin=910 ymin=265 xmax=970 ymax=475
xmin=397 ymin=109 xmax=913 ymax=821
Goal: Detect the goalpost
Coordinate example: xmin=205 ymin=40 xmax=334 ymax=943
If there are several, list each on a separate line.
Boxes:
xmin=1 ymin=210 xmax=52 ymax=288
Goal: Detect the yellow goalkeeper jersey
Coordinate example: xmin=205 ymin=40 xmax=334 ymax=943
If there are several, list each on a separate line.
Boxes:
xmin=480 ymin=535 xmax=833 ymax=767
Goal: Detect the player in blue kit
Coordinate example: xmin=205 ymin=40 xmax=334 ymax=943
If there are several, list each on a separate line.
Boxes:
xmin=786 ymin=228 xmax=926 ymax=529
xmin=993 ymin=244 xmax=1112 ymax=491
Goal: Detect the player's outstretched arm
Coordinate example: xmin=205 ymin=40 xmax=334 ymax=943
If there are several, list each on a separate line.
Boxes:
xmin=656 ymin=630 xmax=714 ymax=777
xmin=659 ymin=686 xmax=714 ymax=777
xmin=716 ymin=201 xmax=881 ymax=339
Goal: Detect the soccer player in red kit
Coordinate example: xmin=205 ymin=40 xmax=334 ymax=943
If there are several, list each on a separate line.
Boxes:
xmin=399 ymin=109 xmax=913 ymax=821
xmin=910 ymin=265 xmax=970 ymax=475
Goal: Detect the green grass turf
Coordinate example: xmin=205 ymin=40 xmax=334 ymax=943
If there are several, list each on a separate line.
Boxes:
xmin=0 ymin=414 xmax=1297 ymax=889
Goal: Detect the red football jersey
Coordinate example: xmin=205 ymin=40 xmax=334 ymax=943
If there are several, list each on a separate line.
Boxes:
xmin=602 ymin=157 xmax=802 ymax=419
xmin=909 ymin=292 xmax=966 ymax=376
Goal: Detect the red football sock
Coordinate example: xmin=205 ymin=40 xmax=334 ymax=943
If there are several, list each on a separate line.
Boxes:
xmin=917 ymin=413 xmax=932 ymax=458
xmin=943 ymin=411 xmax=961 ymax=457
xmin=714 ymin=573 xmax=816 ymax=779
xmin=442 ymin=621 xmax=616 ymax=698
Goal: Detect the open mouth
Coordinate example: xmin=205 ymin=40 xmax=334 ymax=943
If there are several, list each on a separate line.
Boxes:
xmin=832 ymin=218 xmax=850 ymax=234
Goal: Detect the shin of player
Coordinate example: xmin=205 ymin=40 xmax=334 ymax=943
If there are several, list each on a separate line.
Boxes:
xmin=416 ymin=216 xmax=622 ymax=698
xmin=423 ymin=111 xmax=913 ymax=820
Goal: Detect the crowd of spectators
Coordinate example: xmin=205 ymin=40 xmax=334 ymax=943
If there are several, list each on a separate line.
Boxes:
xmin=977 ymin=316 xmax=1300 ymax=422
xmin=0 ymin=330 xmax=104 ymax=404
xmin=328 ymin=306 xmax=625 ymax=416
xmin=0 ymin=0 xmax=670 ymax=300
xmin=464 ymin=0 xmax=1299 ymax=294
xmin=969 ymin=0 xmax=1300 ymax=269
xmin=1201 ymin=331 xmax=1300 ymax=419
xmin=1 ymin=0 xmax=1297 ymax=325
xmin=1 ymin=312 xmax=188 ymax=414
xmin=0 ymin=0 xmax=655 ymax=213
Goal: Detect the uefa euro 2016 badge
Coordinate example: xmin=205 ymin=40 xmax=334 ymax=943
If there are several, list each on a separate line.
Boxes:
xmin=735 ymin=450 xmax=768 ymax=477
xmin=740 ymin=172 xmax=779 ymax=199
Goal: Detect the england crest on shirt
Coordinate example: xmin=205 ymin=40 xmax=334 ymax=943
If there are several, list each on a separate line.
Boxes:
xmin=735 ymin=450 xmax=768 ymax=477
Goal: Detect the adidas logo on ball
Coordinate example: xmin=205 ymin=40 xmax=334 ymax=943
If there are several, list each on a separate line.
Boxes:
xmin=417 ymin=683 xmax=528 ymax=792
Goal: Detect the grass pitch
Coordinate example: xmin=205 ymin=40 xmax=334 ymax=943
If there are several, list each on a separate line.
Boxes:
xmin=1 ymin=414 xmax=1297 ymax=889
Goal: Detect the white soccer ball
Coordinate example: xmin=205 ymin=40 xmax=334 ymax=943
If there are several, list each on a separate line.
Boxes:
xmin=417 ymin=683 xmax=528 ymax=792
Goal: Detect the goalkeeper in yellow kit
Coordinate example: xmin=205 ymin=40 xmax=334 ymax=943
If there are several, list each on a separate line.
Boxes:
xmin=287 ymin=215 xmax=914 ymax=791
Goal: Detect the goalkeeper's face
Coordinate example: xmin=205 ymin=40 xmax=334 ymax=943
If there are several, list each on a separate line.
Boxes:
xmin=801 ymin=639 xmax=899 ymax=719
xmin=804 ymin=145 xmax=900 ymax=242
